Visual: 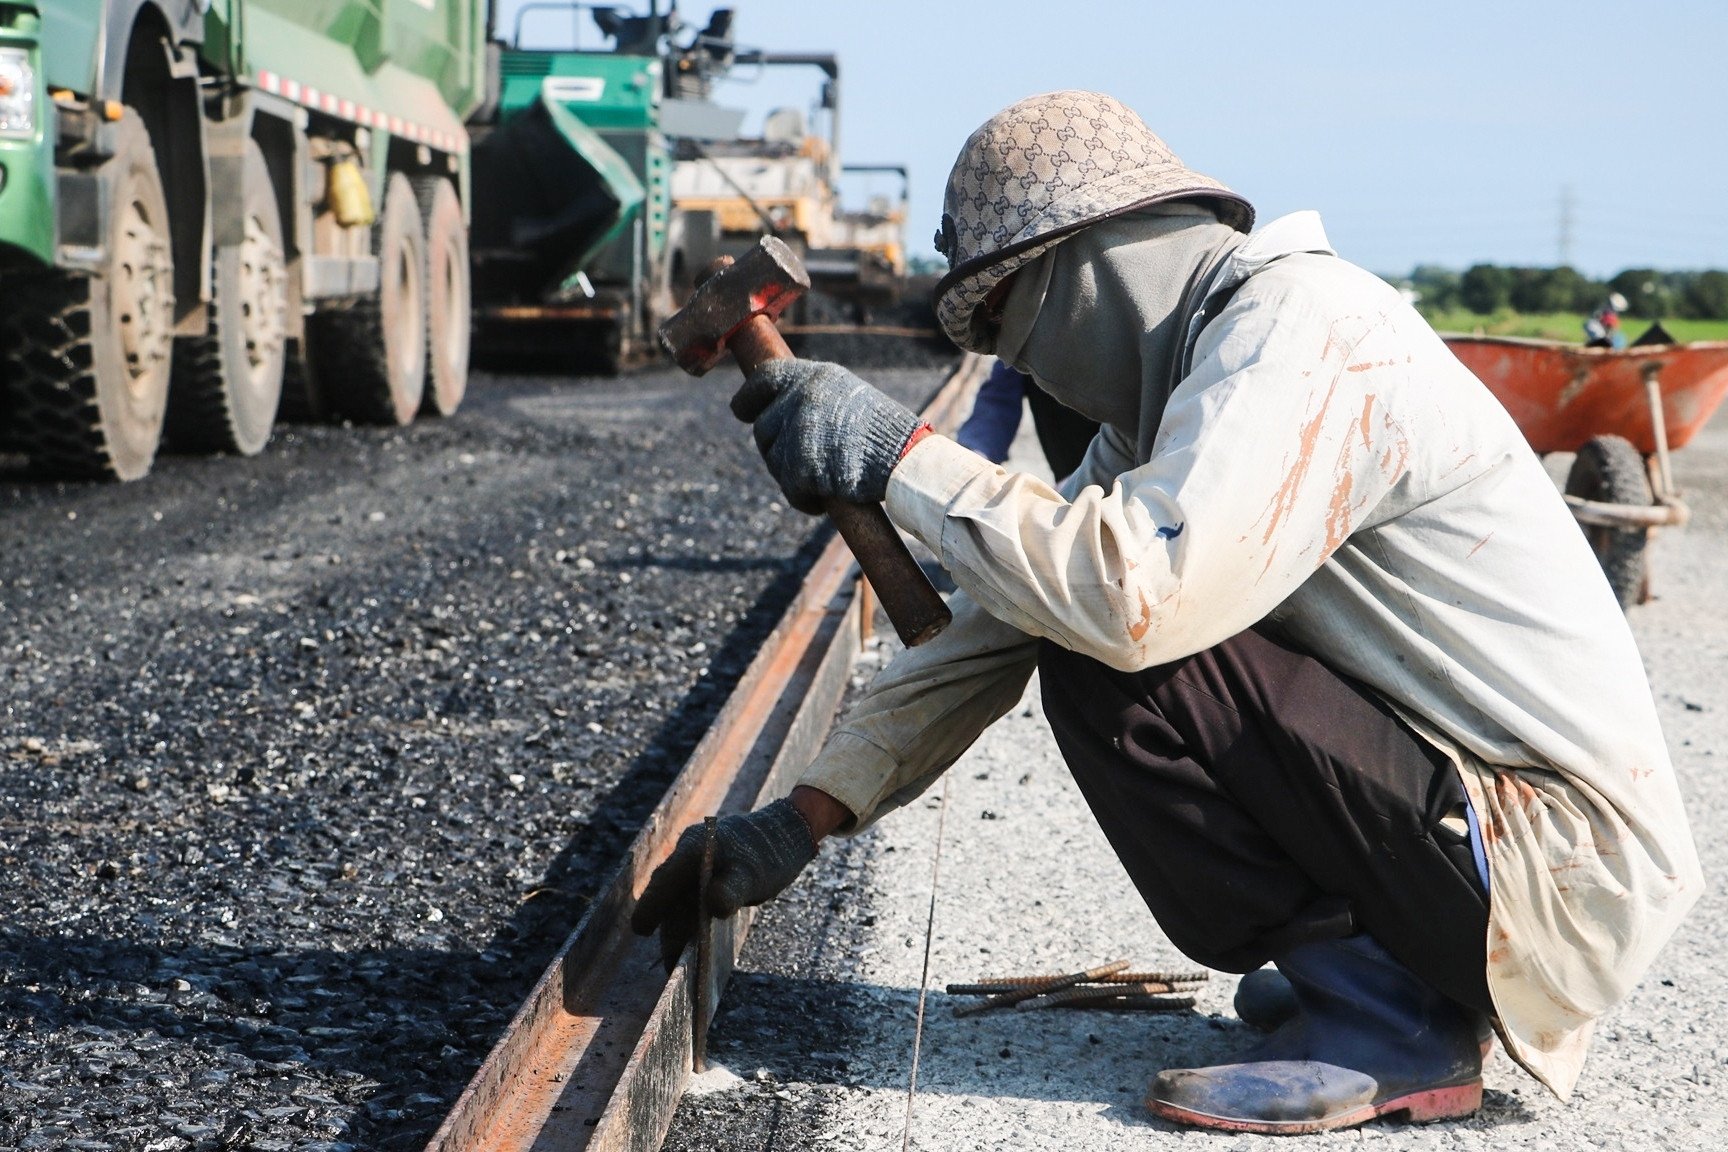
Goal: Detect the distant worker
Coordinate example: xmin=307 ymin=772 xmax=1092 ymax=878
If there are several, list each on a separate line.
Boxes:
xmin=955 ymin=359 xmax=1100 ymax=480
xmin=1584 ymin=291 xmax=1630 ymax=349
xmin=635 ymin=92 xmax=1700 ymax=1134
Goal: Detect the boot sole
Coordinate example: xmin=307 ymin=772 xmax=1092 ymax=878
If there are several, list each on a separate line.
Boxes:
xmin=1148 ymin=1078 xmax=1483 ymax=1135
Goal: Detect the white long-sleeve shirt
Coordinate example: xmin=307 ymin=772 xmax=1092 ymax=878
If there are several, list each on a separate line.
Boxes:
xmin=799 ymin=213 xmax=1702 ymax=1099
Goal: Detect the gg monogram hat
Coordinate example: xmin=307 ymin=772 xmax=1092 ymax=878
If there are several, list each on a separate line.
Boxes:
xmin=932 ymin=91 xmax=1254 ymax=353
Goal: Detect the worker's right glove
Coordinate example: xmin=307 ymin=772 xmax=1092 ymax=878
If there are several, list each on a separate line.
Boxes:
xmin=731 ymin=358 xmax=928 ymax=514
xmin=629 ymin=797 xmax=819 ymax=970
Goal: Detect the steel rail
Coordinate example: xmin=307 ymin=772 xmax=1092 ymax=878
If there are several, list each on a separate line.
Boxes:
xmin=423 ymin=353 xmax=989 ymax=1152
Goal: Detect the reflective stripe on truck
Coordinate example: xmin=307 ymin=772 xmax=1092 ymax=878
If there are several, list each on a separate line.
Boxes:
xmin=254 ymin=70 xmax=466 ymax=155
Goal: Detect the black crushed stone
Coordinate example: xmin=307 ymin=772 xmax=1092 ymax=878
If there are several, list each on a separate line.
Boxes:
xmin=0 ymin=360 xmax=950 ymax=1151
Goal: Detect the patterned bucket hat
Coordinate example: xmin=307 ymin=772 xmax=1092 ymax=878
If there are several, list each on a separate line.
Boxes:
xmin=933 ymin=91 xmax=1254 ymax=352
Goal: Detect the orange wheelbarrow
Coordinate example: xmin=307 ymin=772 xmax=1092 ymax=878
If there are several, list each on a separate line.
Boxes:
xmin=1444 ymin=335 xmax=1728 ymax=607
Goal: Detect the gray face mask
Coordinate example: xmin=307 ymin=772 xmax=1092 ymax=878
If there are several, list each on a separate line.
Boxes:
xmin=994 ymin=204 xmax=1238 ymax=436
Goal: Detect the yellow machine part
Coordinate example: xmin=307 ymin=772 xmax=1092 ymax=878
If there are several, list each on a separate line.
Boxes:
xmin=327 ymin=160 xmax=376 ymax=229
xmin=677 ymin=195 xmax=825 ymax=240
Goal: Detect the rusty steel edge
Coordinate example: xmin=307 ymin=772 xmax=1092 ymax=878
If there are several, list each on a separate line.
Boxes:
xmin=422 ymin=353 xmax=987 ymax=1152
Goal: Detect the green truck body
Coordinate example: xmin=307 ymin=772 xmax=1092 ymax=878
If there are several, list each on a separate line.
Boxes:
xmin=0 ymin=0 xmax=486 ymax=480
xmin=0 ymin=6 xmax=54 ymax=267
xmin=0 ymin=1 xmax=874 ymax=477
xmin=3 ymin=0 xmax=486 ymax=264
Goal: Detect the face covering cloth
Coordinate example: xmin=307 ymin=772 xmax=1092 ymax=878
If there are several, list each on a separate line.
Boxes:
xmin=995 ymin=202 xmax=1242 ymax=448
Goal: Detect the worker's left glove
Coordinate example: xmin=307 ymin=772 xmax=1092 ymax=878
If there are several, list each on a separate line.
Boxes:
xmin=732 ymin=359 xmax=928 ymax=514
xmin=629 ymin=797 xmax=819 ymax=971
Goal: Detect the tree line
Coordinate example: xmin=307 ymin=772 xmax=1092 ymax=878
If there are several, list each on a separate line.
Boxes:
xmin=1402 ymin=265 xmax=1728 ymax=320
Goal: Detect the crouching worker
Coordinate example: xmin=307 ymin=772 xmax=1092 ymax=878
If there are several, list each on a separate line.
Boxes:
xmin=632 ymin=91 xmax=1701 ymax=1134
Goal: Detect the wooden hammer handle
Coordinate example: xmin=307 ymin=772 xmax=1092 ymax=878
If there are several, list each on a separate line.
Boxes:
xmin=727 ymin=315 xmax=952 ymax=647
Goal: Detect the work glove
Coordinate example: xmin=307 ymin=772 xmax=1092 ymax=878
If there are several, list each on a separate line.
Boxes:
xmin=629 ymin=797 xmax=819 ymax=971
xmin=731 ymin=359 xmax=927 ymax=514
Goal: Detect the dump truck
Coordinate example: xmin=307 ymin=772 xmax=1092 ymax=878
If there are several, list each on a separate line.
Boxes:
xmin=0 ymin=0 xmax=486 ymax=481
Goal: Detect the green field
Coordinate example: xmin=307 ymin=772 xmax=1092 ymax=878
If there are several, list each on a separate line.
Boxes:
xmin=1419 ymin=309 xmax=1728 ymax=344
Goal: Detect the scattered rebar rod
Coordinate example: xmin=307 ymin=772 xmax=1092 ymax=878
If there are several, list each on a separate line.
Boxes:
xmin=944 ymin=981 xmax=1038 ymax=996
xmin=1097 ymin=970 xmax=1210 ymax=986
xmin=951 ymin=959 xmax=1130 ymax=1017
xmin=947 ymin=968 xmax=1209 ymax=996
xmin=1016 ymin=982 xmax=1204 ymax=1011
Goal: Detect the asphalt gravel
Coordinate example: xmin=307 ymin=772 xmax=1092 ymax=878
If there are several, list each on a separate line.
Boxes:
xmin=0 ymin=358 xmax=951 ymax=1152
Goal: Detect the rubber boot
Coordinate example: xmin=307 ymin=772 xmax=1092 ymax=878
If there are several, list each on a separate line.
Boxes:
xmin=1150 ymin=936 xmax=1485 ymax=1134
xmin=1234 ymin=962 xmax=1497 ymax=1059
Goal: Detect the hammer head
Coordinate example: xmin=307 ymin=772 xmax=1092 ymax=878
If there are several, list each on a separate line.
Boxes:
xmin=657 ymin=236 xmax=810 ymax=375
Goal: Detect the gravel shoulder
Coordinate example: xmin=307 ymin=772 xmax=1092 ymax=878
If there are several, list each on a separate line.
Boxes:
xmin=665 ymin=400 xmax=1728 ymax=1150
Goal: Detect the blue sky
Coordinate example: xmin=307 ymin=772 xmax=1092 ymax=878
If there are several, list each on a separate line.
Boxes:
xmin=494 ymin=1 xmax=1728 ymax=277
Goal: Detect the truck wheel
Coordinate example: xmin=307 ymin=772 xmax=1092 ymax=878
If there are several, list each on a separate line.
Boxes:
xmin=0 ymin=112 xmax=174 ymax=480
xmin=413 ymin=175 xmax=470 ymax=416
xmin=167 ymin=139 xmax=287 ymax=455
xmin=1565 ymin=434 xmax=1653 ymax=608
xmin=307 ymin=171 xmax=426 ymax=425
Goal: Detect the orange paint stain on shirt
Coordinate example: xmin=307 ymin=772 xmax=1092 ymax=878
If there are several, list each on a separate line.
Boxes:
xmin=1440 ymin=453 xmax=1479 ymax=480
xmin=1487 ymin=925 xmax=1513 ymax=965
xmin=1325 ymin=471 xmax=1355 ymax=554
xmin=1260 ymin=377 xmax=1341 ymax=546
xmin=1484 ymin=770 xmax=1544 ymax=846
xmin=1376 ymin=409 xmax=1412 ymax=483
xmin=1128 ymin=588 xmax=1154 ymax=643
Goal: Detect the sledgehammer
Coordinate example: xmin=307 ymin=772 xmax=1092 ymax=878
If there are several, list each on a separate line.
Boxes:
xmin=658 ymin=236 xmax=951 ymax=647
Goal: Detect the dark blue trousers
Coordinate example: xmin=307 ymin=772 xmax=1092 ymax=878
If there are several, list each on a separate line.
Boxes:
xmin=1038 ymin=629 xmax=1492 ymax=1015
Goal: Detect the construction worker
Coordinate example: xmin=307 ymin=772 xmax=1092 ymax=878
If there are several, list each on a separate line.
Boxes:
xmin=632 ymin=91 xmax=1701 ymax=1133
xmin=1584 ymin=291 xmax=1631 ymax=349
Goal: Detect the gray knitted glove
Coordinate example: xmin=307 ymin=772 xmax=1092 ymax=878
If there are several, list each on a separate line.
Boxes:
xmin=630 ymin=797 xmax=819 ymax=970
xmin=731 ymin=359 xmax=924 ymax=514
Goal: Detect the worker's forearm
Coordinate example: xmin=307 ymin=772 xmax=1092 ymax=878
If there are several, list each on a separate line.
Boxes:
xmin=790 ymin=784 xmax=853 ymax=843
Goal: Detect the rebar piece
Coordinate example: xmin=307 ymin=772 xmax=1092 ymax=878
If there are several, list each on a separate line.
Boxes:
xmin=946 ymin=968 xmax=1209 ymax=996
xmin=945 ymin=982 xmax=1038 ymax=996
xmin=1015 ymin=981 xmax=1203 ymax=1011
xmin=1097 ymin=970 xmax=1210 ymax=986
xmin=951 ymin=959 xmax=1130 ymax=1017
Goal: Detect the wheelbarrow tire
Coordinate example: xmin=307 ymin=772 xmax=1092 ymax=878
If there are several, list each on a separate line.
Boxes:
xmin=1565 ymin=434 xmax=1653 ymax=609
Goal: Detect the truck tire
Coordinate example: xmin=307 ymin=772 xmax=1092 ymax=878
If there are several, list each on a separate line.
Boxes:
xmin=166 ymin=139 xmax=287 ymax=455
xmin=306 ymin=171 xmax=426 ymax=425
xmin=1565 ymin=434 xmax=1652 ymax=608
xmin=413 ymin=174 xmax=470 ymax=416
xmin=0 ymin=112 xmax=174 ymax=480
